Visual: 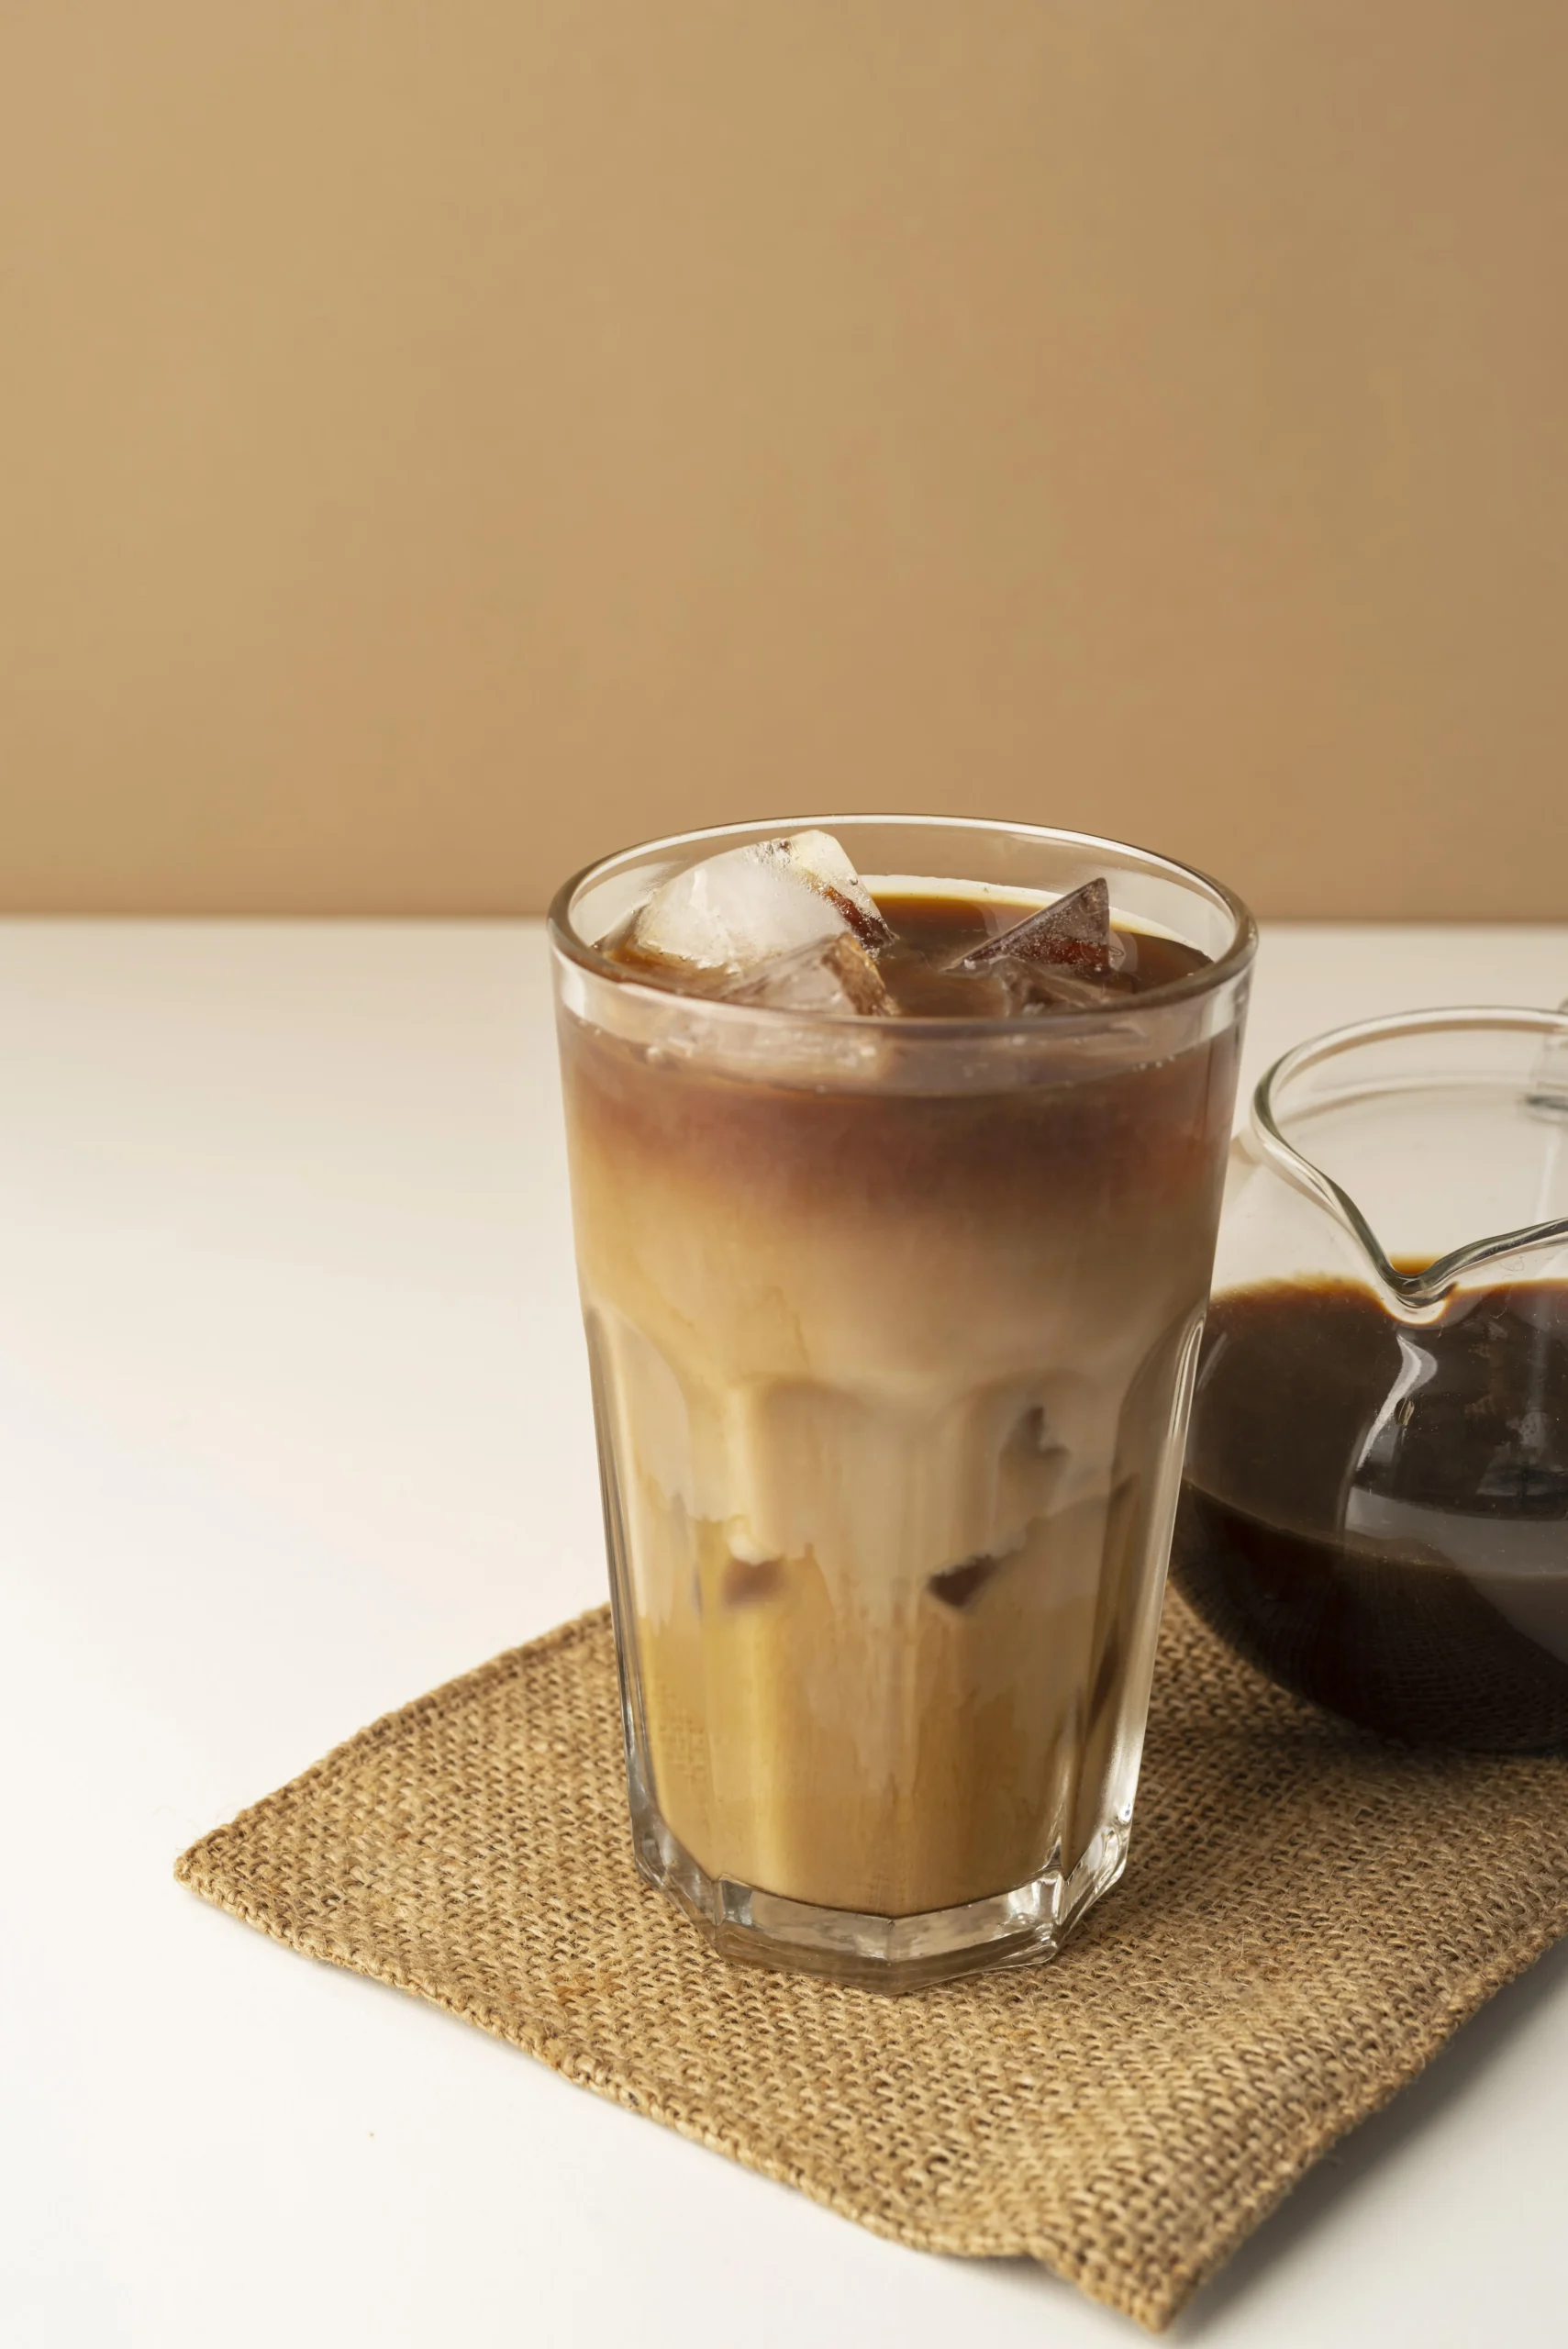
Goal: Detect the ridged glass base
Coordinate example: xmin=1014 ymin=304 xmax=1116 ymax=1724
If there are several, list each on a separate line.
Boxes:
xmin=625 ymin=1753 xmax=1129 ymax=1991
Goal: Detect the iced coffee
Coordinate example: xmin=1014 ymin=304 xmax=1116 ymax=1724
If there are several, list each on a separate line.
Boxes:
xmin=550 ymin=818 xmax=1253 ymax=1985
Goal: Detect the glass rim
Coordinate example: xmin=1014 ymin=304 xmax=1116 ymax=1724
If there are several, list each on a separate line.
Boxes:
xmin=546 ymin=812 xmax=1258 ymax=1035
xmin=1252 ymin=1003 xmax=1568 ymax=1306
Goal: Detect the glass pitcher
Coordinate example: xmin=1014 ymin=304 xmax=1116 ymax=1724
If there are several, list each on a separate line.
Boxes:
xmin=1172 ymin=1006 xmax=1568 ymax=1751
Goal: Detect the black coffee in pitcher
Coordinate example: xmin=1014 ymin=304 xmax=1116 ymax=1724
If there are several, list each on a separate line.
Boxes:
xmin=1173 ymin=1276 xmax=1568 ymax=1751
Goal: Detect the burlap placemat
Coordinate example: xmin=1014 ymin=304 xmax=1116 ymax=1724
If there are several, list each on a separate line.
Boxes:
xmin=176 ymin=1594 xmax=1568 ymax=2331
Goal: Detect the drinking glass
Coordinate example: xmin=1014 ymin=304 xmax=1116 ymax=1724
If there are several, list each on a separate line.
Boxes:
xmin=550 ymin=816 xmax=1254 ymax=1984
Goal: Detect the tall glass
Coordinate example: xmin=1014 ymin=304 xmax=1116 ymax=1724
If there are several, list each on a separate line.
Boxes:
xmin=550 ymin=817 xmax=1254 ymax=1985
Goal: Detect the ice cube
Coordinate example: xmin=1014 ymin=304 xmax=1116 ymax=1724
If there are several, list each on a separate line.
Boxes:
xmin=928 ymin=1554 xmax=999 ymax=1610
xmin=725 ymin=931 xmax=893 ymax=1017
xmin=956 ymin=877 xmax=1122 ymax=978
xmin=720 ymin=1555 xmax=786 ymax=1608
xmin=634 ymin=829 xmax=893 ymax=974
xmin=778 ymin=829 xmax=894 ymax=950
xmin=986 ymin=954 xmax=1131 ymax=1014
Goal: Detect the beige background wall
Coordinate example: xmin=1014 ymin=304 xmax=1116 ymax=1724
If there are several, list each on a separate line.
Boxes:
xmin=3 ymin=3 xmax=1565 ymax=918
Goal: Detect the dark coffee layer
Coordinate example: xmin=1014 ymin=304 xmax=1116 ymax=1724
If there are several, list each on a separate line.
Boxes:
xmin=1173 ymin=1279 xmax=1568 ymax=1751
xmin=566 ymin=1011 xmax=1233 ymax=1232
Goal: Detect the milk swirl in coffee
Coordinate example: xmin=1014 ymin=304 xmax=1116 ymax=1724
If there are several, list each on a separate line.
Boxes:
xmin=557 ymin=831 xmax=1238 ymax=1925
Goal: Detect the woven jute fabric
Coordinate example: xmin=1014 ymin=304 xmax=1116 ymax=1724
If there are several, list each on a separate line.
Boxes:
xmin=177 ymin=1594 xmax=1568 ymax=2331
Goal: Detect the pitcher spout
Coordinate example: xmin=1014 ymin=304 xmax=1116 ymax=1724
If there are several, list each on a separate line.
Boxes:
xmin=1223 ymin=1006 xmax=1568 ymax=1323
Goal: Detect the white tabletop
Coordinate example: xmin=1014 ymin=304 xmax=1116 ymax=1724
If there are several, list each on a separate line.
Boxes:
xmin=5 ymin=918 xmax=1567 ymax=2349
